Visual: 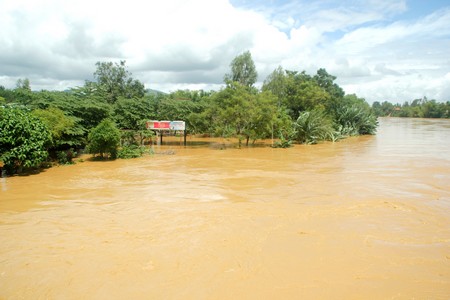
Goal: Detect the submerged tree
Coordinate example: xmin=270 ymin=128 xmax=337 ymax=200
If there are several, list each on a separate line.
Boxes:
xmin=199 ymin=82 xmax=279 ymax=147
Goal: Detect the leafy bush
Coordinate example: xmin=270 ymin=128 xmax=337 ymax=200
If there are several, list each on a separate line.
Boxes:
xmin=117 ymin=144 xmax=148 ymax=159
xmin=32 ymin=107 xmax=85 ymax=149
xmin=272 ymin=131 xmax=293 ymax=148
xmin=57 ymin=148 xmax=77 ymax=164
xmin=120 ymin=130 xmax=138 ymax=146
xmin=87 ymin=119 xmax=120 ymax=159
xmin=0 ymin=107 xmax=52 ymax=173
xmin=334 ymin=105 xmax=378 ymax=136
xmin=294 ymin=109 xmax=335 ymax=144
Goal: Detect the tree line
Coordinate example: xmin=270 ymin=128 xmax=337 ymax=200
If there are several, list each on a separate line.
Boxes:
xmin=1 ymin=51 xmax=377 ymax=175
xmin=372 ymin=98 xmax=450 ymax=118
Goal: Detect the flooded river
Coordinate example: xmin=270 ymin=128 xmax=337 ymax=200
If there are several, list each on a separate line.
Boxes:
xmin=1 ymin=117 xmax=449 ymax=299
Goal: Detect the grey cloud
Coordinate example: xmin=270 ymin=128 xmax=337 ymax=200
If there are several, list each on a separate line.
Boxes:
xmin=136 ymin=31 xmax=254 ymax=74
xmin=138 ymin=47 xmax=221 ymax=73
xmin=136 ymin=66 xmax=227 ymax=87
xmin=53 ymin=23 xmax=125 ymax=59
xmin=330 ymin=58 xmax=372 ymax=79
xmin=374 ymin=63 xmax=401 ymax=76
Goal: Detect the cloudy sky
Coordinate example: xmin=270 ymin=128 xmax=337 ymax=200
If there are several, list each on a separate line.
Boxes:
xmin=1 ymin=0 xmax=449 ymax=103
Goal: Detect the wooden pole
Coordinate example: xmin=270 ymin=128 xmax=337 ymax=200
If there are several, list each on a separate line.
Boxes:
xmin=160 ymin=130 xmax=163 ymax=145
xmin=184 ymin=129 xmax=187 ymax=146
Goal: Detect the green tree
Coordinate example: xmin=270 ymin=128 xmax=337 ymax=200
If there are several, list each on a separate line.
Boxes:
xmin=313 ymin=69 xmax=344 ymax=100
xmin=28 ymin=90 xmax=111 ymax=134
xmin=0 ymin=86 xmax=16 ymax=103
xmin=262 ymin=66 xmax=286 ymax=107
xmin=16 ymin=78 xmax=31 ymax=91
xmin=381 ymin=101 xmax=395 ymax=116
xmin=224 ymin=51 xmax=258 ymax=88
xmin=113 ymin=97 xmax=155 ymax=130
xmin=156 ymin=98 xmax=202 ymax=123
xmin=372 ymin=101 xmax=382 ymax=116
xmin=284 ymin=75 xmax=330 ymax=119
xmin=204 ymin=83 xmax=277 ymax=147
xmin=167 ymin=89 xmax=212 ymax=102
xmin=32 ymin=107 xmax=84 ymax=149
xmin=0 ymin=107 xmax=51 ymax=173
xmin=242 ymin=91 xmax=279 ymax=145
xmin=187 ymin=96 xmax=216 ymax=135
xmin=91 ymin=61 xmax=145 ymax=104
xmin=204 ymin=83 xmax=255 ymax=147
xmin=422 ymin=100 xmax=446 ymax=118
xmin=72 ymin=98 xmax=112 ymax=131
xmin=87 ymin=119 xmax=121 ymax=159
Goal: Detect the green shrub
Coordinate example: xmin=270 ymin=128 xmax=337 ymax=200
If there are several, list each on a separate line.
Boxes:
xmin=87 ymin=118 xmax=120 ymax=159
xmin=117 ymin=144 xmax=147 ymax=159
xmin=57 ymin=148 xmax=77 ymax=164
xmin=272 ymin=131 xmax=293 ymax=148
xmin=0 ymin=107 xmax=51 ymax=173
xmin=294 ymin=109 xmax=335 ymax=144
xmin=334 ymin=105 xmax=378 ymax=136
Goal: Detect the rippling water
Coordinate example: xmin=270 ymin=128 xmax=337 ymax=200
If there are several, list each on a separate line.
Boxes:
xmin=1 ymin=117 xmax=449 ymax=299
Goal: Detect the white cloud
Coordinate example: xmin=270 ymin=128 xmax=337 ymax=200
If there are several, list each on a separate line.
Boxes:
xmin=0 ymin=0 xmax=449 ymax=102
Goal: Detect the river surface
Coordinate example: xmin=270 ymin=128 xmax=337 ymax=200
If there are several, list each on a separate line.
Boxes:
xmin=1 ymin=117 xmax=449 ymax=299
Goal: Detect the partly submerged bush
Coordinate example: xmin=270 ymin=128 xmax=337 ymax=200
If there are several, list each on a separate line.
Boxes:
xmin=57 ymin=148 xmax=77 ymax=164
xmin=0 ymin=107 xmax=52 ymax=173
xmin=87 ymin=118 xmax=120 ymax=159
xmin=334 ymin=105 xmax=378 ymax=136
xmin=272 ymin=131 xmax=293 ymax=148
xmin=117 ymin=144 xmax=149 ymax=159
xmin=294 ymin=109 xmax=335 ymax=144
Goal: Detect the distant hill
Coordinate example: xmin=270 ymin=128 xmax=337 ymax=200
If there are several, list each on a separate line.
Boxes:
xmin=146 ymin=88 xmax=166 ymax=96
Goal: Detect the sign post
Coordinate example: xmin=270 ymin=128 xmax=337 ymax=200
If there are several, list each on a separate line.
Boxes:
xmin=146 ymin=120 xmax=187 ymax=146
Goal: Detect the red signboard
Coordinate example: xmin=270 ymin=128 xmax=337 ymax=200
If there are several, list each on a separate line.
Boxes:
xmin=146 ymin=120 xmax=185 ymax=130
xmin=154 ymin=121 xmax=170 ymax=129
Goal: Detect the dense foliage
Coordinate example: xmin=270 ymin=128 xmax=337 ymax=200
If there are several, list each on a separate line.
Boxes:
xmin=294 ymin=109 xmax=335 ymax=144
xmin=0 ymin=54 xmax=385 ymax=174
xmin=262 ymin=67 xmax=378 ymax=141
xmin=372 ymin=98 xmax=449 ymax=118
xmin=87 ymin=119 xmax=121 ymax=159
xmin=0 ymin=107 xmax=52 ymax=173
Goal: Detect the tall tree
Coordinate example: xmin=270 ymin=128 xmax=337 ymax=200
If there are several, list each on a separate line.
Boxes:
xmin=16 ymin=78 xmax=31 ymax=91
xmin=113 ymin=97 xmax=155 ymax=130
xmin=224 ymin=51 xmax=258 ymax=88
xmin=284 ymin=72 xmax=330 ymax=119
xmin=92 ymin=61 xmax=145 ymax=104
xmin=313 ymin=68 xmax=345 ymax=114
xmin=313 ymin=68 xmax=344 ymax=99
xmin=203 ymin=83 xmax=278 ymax=147
xmin=262 ymin=66 xmax=286 ymax=107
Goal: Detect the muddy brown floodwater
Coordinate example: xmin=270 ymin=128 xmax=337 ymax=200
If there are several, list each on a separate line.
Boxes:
xmin=1 ymin=117 xmax=449 ymax=299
